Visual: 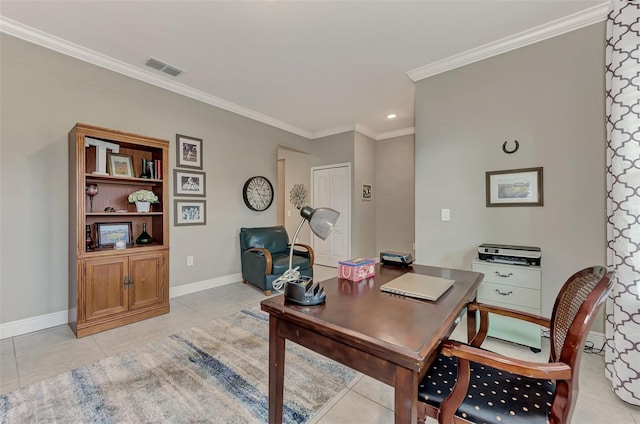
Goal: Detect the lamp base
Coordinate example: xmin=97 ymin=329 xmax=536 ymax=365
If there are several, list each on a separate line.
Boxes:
xmin=284 ymin=277 xmax=326 ymax=306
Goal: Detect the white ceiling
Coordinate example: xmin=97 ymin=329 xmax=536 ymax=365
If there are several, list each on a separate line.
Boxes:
xmin=0 ymin=1 xmax=607 ymax=140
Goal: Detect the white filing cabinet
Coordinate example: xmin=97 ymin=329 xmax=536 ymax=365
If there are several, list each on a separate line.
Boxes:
xmin=471 ymin=259 xmax=542 ymax=351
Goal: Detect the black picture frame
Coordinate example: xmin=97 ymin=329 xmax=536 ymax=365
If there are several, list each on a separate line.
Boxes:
xmin=486 ymin=167 xmax=543 ymax=207
xmin=95 ymin=222 xmax=133 ymax=247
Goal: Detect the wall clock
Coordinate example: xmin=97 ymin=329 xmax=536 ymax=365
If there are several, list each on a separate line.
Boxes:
xmin=242 ymin=176 xmax=274 ymax=211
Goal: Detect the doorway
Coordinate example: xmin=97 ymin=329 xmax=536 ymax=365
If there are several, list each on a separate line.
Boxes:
xmin=311 ymin=163 xmax=351 ymax=266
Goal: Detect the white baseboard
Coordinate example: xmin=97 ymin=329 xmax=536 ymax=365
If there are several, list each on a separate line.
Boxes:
xmin=0 ymin=273 xmax=242 ymax=340
xmin=168 ymin=273 xmax=242 ymax=298
xmin=0 ymin=310 xmax=69 ymax=340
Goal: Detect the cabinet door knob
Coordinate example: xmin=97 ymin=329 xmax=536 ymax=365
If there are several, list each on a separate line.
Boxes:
xmin=495 ymin=289 xmax=513 ymax=296
xmin=494 ymin=271 xmax=513 ymax=278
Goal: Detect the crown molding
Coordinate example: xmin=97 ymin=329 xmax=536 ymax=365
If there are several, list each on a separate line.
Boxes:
xmin=407 ymin=2 xmax=609 ymax=82
xmin=310 ymin=124 xmax=358 ymax=140
xmin=354 ymin=123 xmax=378 ymax=140
xmin=377 ymin=127 xmax=415 ymax=140
xmin=0 ymin=16 xmax=314 ymax=139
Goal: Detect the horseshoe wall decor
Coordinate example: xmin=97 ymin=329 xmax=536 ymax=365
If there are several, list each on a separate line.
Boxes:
xmin=502 ymin=140 xmax=519 ymax=154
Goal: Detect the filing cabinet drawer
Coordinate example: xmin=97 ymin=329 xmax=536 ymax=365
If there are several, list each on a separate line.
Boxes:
xmin=478 ymin=282 xmax=541 ymax=310
xmin=473 ymin=262 xmax=541 ymax=289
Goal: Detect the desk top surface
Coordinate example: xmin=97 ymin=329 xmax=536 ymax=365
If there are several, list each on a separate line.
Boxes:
xmin=261 ymin=263 xmax=483 ymax=369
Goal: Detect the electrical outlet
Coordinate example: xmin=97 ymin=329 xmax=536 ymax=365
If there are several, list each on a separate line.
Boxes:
xmin=441 ymin=208 xmax=451 ymax=221
xmin=187 ymin=256 xmax=194 ymax=266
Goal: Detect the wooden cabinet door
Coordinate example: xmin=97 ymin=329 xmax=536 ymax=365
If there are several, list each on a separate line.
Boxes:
xmin=128 ymin=252 xmax=166 ymax=311
xmin=85 ymin=257 xmax=129 ymax=321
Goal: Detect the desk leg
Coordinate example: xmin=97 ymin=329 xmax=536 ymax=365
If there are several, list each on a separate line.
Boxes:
xmin=394 ymin=367 xmax=418 ymax=423
xmin=268 ymin=316 xmax=285 ymax=424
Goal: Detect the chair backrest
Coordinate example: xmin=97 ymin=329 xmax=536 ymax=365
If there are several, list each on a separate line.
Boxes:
xmin=545 ymin=266 xmax=615 ymax=422
xmin=239 ymin=226 xmax=290 ymax=254
xmin=549 ymin=266 xmax=615 ymax=364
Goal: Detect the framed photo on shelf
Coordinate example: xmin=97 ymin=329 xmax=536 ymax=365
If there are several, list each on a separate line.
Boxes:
xmin=175 ymin=200 xmax=206 ymax=226
xmin=95 ymin=222 xmax=133 ymax=248
xmin=362 ymin=183 xmax=372 ymax=200
xmin=108 ymin=154 xmax=133 ymax=177
xmin=174 ymin=169 xmax=206 ymax=197
xmin=176 ymin=134 xmax=203 ymax=169
xmin=486 ymin=167 xmax=543 ymax=207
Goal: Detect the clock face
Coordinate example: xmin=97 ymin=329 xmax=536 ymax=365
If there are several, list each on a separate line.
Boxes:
xmin=243 ymin=176 xmax=274 ymax=211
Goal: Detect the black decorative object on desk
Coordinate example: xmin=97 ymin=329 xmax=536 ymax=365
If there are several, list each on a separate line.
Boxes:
xmin=136 ymin=222 xmax=153 ymax=245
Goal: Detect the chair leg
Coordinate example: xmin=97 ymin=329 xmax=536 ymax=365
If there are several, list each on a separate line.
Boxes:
xmin=264 ymin=290 xmax=271 ymax=296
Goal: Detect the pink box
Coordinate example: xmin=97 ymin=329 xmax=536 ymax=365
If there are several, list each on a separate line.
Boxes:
xmin=338 ymin=258 xmax=376 ymax=282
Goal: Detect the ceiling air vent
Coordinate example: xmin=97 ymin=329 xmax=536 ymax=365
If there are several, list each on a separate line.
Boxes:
xmin=145 ymin=56 xmax=184 ymax=77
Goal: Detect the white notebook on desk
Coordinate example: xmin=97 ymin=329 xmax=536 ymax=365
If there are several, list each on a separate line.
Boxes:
xmin=380 ymin=273 xmax=455 ymax=301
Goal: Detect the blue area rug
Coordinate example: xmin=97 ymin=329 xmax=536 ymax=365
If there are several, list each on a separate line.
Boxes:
xmin=0 ymin=309 xmax=357 ymax=423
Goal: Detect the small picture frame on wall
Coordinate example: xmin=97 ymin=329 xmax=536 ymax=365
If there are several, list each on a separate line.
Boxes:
xmin=175 ymin=200 xmax=206 ymax=226
xmin=108 ymin=154 xmax=133 ymax=177
xmin=176 ymin=134 xmax=203 ymax=169
xmin=486 ymin=167 xmax=543 ymax=207
xmin=362 ymin=184 xmax=372 ymax=200
xmin=174 ymin=169 xmax=206 ymax=197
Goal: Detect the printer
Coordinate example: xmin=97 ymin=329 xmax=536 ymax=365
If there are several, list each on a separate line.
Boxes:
xmin=477 ymin=243 xmax=541 ymax=266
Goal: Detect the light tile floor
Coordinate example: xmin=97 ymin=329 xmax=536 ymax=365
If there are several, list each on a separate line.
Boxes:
xmin=1 ymin=265 xmax=639 ymax=423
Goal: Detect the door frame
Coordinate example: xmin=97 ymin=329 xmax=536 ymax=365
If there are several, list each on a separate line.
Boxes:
xmin=310 ymin=162 xmax=352 ymax=265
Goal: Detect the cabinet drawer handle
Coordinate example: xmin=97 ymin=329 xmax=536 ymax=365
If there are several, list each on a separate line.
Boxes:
xmin=495 ymin=289 xmax=513 ymax=296
xmin=494 ymin=271 xmax=513 ymax=278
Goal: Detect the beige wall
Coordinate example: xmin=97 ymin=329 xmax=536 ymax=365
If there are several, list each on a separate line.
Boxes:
xmin=0 ymin=34 xmax=312 ymax=323
xmin=414 ymin=23 xmax=607 ymax=331
xmin=376 ymin=134 xmax=415 ymax=255
xmin=277 ymin=147 xmax=311 ymax=244
xmin=353 ymin=132 xmax=377 ymax=259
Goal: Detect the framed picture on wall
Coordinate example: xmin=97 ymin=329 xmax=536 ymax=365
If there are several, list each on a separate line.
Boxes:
xmin=174 ymin=200 xmax=206 ymax=226
xmin=486 ymin=167 xmax=543 ymax=207
xmin=176 ymin=134 xmax=203 ymax=169
xmin=362 ymin=184 xmax=372 ymax=200
xmin=174 ymin=170 xmax=206 ymax=197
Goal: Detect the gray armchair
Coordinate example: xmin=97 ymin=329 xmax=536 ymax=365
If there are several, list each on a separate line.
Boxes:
xmin=239 ymin=226 xmax=314 ymax=295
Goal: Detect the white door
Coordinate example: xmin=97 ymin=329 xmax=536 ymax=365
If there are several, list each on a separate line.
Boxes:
xmin=311 ymin=163 xmax=351 ymax=266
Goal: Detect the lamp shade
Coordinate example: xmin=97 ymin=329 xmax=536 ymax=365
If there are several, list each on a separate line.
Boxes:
xmin=300 ymin=206 xmax=340 ymax=240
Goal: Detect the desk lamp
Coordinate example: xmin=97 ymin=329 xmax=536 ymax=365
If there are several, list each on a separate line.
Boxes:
xmin=274 ymin=205 xmax=340 ymax=305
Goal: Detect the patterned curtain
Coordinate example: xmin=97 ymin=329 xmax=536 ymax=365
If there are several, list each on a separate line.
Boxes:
xmin=605 ymin=0 xmax=640 ymax=406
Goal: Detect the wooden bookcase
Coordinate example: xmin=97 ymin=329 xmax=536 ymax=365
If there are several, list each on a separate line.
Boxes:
xmin=68 ymin=123 xmax=170 ymax=337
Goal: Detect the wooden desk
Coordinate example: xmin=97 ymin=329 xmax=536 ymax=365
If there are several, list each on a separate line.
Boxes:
xmin=260 ymin=263 xmax=483 ymax=423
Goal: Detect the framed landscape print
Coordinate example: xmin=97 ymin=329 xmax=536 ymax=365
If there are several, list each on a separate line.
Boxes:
xmin=486 ymin=167 xmax=543 ymax=207
xmin=95 ymin=222 xmax=133 ymax=247
xmin=176 ymin=134 xmax=203 ymax=169
xmin=174 ymin=169 xmax=206 ymax=197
